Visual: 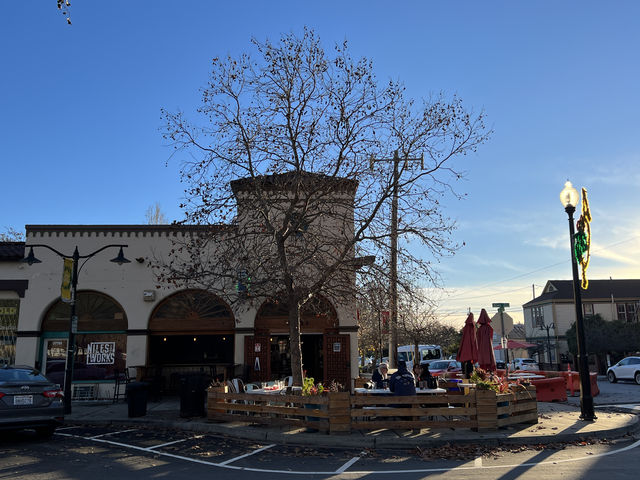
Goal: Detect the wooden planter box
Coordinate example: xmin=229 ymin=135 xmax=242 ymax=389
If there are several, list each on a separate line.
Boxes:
xmin=207 ymin=384 xmax=228 ymax=415
xmin=206 ymin=386 xmax=537 ymax=434
xmin=475 ymin=386 xmax=538 ymax=430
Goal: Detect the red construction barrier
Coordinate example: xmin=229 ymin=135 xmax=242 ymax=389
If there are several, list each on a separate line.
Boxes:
xmin=530 ymin=376 xmax=567 ymax=402
xmin=562 ymin=371 xmax=599 ymax=397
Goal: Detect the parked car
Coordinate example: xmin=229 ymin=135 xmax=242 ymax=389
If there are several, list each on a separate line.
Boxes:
xmin=512 ymin=358 xmax=540 ymax=371
xmin=607 ymin=356 xmax=640 ymax=384
xmin=426 ymin=360 xmax=462 ymax=377
xmin=0 ymin=365 xmax=64 ymax=437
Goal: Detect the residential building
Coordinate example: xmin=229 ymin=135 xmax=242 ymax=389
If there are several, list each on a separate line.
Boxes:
xmin=522 ymin=279 xmax=640 ymax=368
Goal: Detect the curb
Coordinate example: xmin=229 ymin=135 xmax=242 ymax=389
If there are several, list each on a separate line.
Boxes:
xmin=65 ymin=412 xmax=640 ymax=450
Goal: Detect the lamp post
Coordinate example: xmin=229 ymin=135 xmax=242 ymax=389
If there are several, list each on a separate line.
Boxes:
xmin=23 ymin=244 xmax=130 ymax=414
xmin=559 ymin=181 xmax=596 ymax=421
xmin=539 ymin=322 xmax=554 ymax=369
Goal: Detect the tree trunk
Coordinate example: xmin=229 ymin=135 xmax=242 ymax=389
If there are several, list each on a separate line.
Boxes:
xmin=288 ymin=299 xmax=304 ymax=386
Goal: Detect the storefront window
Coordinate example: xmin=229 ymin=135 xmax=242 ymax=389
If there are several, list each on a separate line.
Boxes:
xmin=0 ymin=299 xmax=19 ymax=366
xmin=41 ymin=291 xmax=127 ymax=383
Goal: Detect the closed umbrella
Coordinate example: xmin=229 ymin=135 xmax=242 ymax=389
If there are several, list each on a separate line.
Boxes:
xmin=457 ymin=313 xmax=478 ymax=377
xmin=476 ymin=308 xmax=497 ymax=372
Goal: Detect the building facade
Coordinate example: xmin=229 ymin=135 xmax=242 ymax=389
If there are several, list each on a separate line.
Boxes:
xmin=0 ymin=224 xmax=359 ymax=398
xmin=522 ymin=279 xmax=640 ymax=368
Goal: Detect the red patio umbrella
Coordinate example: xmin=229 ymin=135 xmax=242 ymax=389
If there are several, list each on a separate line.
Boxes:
xmin=457 ymin=312 xmax=478 ymax=363
xmin=476 ymin=308 xmax=497 ymax=371
xmin=493 ymin=340 xmax=538 ymax=350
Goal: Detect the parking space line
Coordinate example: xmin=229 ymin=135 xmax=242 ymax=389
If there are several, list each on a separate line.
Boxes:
xmin=148 ymin=435 xmax=204 ymax=450
xmin=60 ymin=432 xmax=640 ymax=475
xmin=335 ymin=456 xmax=360 ymax=473
xmin=218 ymin=444 xmax=276 ymax=465
xmin=90 ymin=428 xmax=138 ymax=439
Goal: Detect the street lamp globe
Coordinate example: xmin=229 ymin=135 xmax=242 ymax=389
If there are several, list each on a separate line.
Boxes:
xmin=559 ymin=181 xmax=579 ymax=209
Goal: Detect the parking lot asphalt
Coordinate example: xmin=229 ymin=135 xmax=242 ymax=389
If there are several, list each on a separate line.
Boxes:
xmin=65 ymin=378 xmax=640 ymax=450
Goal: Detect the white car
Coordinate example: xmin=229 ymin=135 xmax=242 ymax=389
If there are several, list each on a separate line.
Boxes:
xmin=512 ymin=358 xmax=540 ymax=371
xmin=607 ymin=356 xmax=640 ymax=384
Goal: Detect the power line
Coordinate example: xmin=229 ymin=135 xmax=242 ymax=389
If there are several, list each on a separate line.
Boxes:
xmin=443 ymin=235 xmax=640 ymax=301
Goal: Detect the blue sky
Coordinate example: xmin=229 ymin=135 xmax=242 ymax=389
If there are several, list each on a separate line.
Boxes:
xmin=2 ymin=2 xmax=639 ymax=326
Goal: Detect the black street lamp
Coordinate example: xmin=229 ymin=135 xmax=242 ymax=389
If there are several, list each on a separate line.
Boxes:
xmin=538 ymin=322 xmax=554 ymax=369
xmin=23 ymin=244 xmax=130 ymax=414
xmin=559 ymin=181 xmax=596 ymax=421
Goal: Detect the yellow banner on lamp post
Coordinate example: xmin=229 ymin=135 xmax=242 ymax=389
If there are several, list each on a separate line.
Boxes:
xmin=61 ymin=258 xmax=74 ymax=303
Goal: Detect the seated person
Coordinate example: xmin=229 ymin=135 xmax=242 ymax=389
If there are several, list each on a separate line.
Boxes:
xmin=389 ymin=360 xmax=416 ymax=396
xmin=371 ymin=363 xmax=388 ymax=389
xmin=412 ymin=363 xmax=422 ymax=380
xmin=419 ymin=363 xmax=438 ymax=389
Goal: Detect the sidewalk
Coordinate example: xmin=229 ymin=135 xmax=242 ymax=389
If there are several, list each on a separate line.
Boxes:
xmin=66 ymin=396 xmax=640 ymax=449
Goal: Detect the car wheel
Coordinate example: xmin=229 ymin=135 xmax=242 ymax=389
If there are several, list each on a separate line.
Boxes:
xmin=607 ymin=371 xmax=617 ymax=383
xmin=635 ymin=372 xmax=640 ymax=386
xmin=35 ymin=426 xmax=56 ymax=438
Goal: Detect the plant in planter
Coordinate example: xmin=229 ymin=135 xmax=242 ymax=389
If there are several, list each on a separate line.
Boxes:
xmin=302 ymin=377 xmax=324 ymax=396
xmin=470 ymin=368 xmax=510 ymax=393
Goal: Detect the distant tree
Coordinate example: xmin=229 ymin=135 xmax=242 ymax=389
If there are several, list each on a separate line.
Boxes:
xmin=566 ymin=314 xmax=640 ymax=371
xmin=159 ymin=29 xmax=489 ymax=385
xmin=56 ymin=0 xmax=72 ymax=25
xmin=0 ymin=227 xmax=25 ymax=242
xmin=145 ymin=202 xmax=168 ymax=224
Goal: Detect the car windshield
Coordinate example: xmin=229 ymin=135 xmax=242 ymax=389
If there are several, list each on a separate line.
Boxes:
xmin=429 ymin=361 xmax=449 ymax=369
xmin=0 ymin=368 xmax=49 ymax=383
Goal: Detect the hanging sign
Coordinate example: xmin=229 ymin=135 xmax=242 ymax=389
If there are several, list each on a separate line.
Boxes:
xmin=254 ymin=342 xmax=261 ymax=353
xmin=61 ymin=258 xmax=74 ymax=303
xmin=333 ymin=342 xmax=341 ymax=353
xmin=86 ymin=342 xmax=115 ymax=365
xmin=381 ymin=311 xmax=390 ymax=334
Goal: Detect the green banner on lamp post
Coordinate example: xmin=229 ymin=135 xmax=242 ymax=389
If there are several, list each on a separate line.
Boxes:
xmin=60 ymin=258 xmax=73 ymax=303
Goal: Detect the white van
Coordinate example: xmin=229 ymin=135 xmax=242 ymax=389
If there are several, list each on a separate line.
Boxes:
xmin=397 ymin=345 xmax=443 ymax=370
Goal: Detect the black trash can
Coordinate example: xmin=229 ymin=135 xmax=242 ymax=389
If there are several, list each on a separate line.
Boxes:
xmin=126 ymin=382 xmax=148 ymax=418
xmin=179 ymin=374 xmax=207 ymax=418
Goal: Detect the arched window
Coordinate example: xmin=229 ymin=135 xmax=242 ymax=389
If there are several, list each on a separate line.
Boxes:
xmin=148 ymin=290 xmax=235 ymax=366
xmin=149 ymin=289 xmax=234 ymax=334
xmin=255 ymin=295 xmax=338 ymax=333
xmin=41 ymin=291 xmax=127 ymax=384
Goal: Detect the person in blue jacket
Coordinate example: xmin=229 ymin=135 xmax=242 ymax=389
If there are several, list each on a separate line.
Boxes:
xmin=389 ymin=360 xmax=416 ymax=395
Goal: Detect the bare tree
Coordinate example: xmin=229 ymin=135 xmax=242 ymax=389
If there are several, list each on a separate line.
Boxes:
xmin=56 ymin=0 xmax=71 ymax=25
xmin=0 ymin=227 xmax=25 ymax=242
xmin=159 ymin=29 xmax=489 ymax=385
xmin=145 ymin=202 xmax=168 ymax=224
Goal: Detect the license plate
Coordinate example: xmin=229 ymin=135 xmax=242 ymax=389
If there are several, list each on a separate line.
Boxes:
xmin=14 ymin=395 xmax=33 ymax=406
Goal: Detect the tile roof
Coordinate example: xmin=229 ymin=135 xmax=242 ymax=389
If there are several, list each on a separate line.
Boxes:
xmin=0 ymin=242 xmax=25 ymax=261
xmin=523 ymin=279 xmax=640 ymax=307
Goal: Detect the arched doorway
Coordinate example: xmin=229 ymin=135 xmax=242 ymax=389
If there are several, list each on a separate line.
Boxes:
xmin=40 ymin=291 xmax=128 ymax=385
xmin=249 ymin=295 xmax=348 ymax=385
xmin=148 ymin=290 xmax=235 ymax=385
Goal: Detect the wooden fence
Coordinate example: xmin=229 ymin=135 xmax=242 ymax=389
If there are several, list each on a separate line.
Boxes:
xmin=207 ymin=385 xmax=537 ymax=434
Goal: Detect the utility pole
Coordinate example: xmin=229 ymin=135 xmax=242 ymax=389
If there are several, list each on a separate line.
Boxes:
xmin=370 ymin=150 xmax=423 ymax=368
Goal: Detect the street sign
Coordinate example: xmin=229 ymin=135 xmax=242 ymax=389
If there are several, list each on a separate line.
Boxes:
xmin=492 ymin=302 xmax=510 ymax=309
xmin=491 ymin=311 xmax=514 ymax=336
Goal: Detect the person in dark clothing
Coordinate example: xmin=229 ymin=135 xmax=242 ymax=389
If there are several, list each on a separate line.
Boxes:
xmin=371 ymin=363 xmax=388 ymax=389
xmin=389 ymin=361 xmax=416 ymax=395
xmin=419 ymin=363 xmax=438 ymax=389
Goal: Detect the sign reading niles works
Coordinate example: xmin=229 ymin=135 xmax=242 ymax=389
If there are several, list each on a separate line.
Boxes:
xmin=86 ymin=342 xmax=116 ymax=365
